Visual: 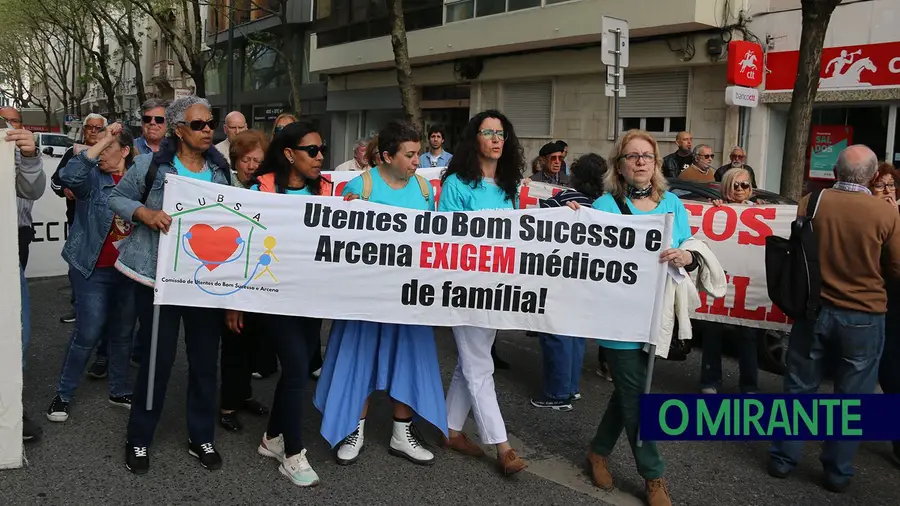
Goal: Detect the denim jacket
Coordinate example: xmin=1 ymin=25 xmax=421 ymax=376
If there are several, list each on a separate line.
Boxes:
xmin=108 ymin=139 xmax=231 ymax=286
xmin=58 ymin=151 xmax=122 ymax=278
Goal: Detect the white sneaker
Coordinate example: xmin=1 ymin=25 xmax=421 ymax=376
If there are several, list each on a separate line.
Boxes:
xmin=389 ymin=420 xmax=434 ymax=465
xmin=279 ymin=449 xmax=320 ymax=487
xmin=258 ymin=433 xmax=285 ymax=462
xmin=701 ymin=387 xmax=718 ymax=394
xmin=336 ymin=419 xmax=365 ymax=465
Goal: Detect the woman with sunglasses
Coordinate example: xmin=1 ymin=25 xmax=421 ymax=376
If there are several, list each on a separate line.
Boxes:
xmin=700 ymin=168 xmax=760 ymax=395
xmin=439 ymin=109 xmax=528 ymax=475
xmin=315 ymin=120 xmax=446 ymax=468
xmin=272 ymin=113 xmax=299 ymax=139
xmin=224 ymin=122 xmax=330 ymax=487
xmin=109 ymin=96 xmax=232 ymax=475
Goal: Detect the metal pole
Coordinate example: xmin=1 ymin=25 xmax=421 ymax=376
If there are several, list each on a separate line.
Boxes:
xmin=637 ymin=213 xmax=674 ymax=448
xmin=225 ymin=0 xmax=235 ymax=113
xmin=145 ymin=304 xmax=161 ymax=411
xmin=613 ymin=28 xmax=622 ymax=142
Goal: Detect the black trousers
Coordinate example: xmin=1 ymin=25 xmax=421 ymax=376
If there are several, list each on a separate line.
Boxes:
xmin=18 ymin=226 xmax=33 ymax=269
xmin=127 ymin=284 xmax=222 ymax=446
xmin=263 ymin=314 xmax=321 ymax=456
xmin=220 ymin=313 xmax=258 ymax=411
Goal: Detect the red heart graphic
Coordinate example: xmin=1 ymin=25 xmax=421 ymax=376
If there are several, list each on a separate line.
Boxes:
xmin=187 ymin=224 xmax=241 ymax=272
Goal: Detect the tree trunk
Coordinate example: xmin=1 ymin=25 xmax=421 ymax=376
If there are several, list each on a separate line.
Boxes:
xmin=386 ymin=0 xmax=422 ymax=127
xmin=779 ymin=0 xmax=841 ymax=200
xmin=127 ymin=8 xmax=147 ymax=105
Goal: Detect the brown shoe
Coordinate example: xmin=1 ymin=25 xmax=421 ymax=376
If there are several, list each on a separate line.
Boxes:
xmin=587 ymin=451 xmax=614 ymax=490
xmin=646 ymin=478 xmax=672 ymax=506
xmin=442 ymin=432 xmax=485 ymax=457
xmin=498 ymin=448 xmax=528 ymax=475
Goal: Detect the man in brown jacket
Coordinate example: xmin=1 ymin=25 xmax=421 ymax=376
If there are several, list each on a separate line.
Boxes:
xmin=768 ymin=145 xmax=900 ymax=493
xmin=678 ymin=144 xmax=716 ymax=183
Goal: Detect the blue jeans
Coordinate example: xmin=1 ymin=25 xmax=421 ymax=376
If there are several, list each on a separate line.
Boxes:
xmin=21 ymin=267 xmax=30 ymax=370
xmin=769 ymin=304 xmax=885 ymax=484
xmin=55 ymin=267 xmax=136 ymax=402
xmin=539 ymin=333 xmax=586 ymax=399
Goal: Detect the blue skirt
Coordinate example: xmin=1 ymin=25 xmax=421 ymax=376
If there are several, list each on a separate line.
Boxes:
xmin=314 ymin=320 xmax=448 ymax=448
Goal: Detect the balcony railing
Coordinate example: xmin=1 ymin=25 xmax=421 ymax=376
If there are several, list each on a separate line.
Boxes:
xmin=152 ymin=60 xmax=176 ymax=81
xmin=315 ymin=5 xmax=443 ymax=48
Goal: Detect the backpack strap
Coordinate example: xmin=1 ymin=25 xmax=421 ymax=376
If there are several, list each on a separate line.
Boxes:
xmin=141 ymin=161 xmax=159 ymax=205
xmin=361 ymin=171 xmax=373 ymax=201
xmin=614 ymin=197 xmax=632 ymax=215
xmin=803 ymin=189 xmax=824 ymax=318
xmin=414 ymin=174 xmax=430 ymax=202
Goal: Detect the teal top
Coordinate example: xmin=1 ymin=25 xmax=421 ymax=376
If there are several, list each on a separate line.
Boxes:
xmin=591 ymin=191 xmax=692 ymax=350
xmin=174 ymin=155 xmax=213 ymax=182
xmin=343 ymin=166 xmax=434 ymax=211
xmin=249 ymin=183 xmax=312 ymax=195
xmin=438 ymin=173 xmax=517 ymax=212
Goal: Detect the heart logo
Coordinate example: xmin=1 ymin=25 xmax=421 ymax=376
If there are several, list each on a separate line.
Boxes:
xmin=186 ymin=224 xmax=241 ymax=271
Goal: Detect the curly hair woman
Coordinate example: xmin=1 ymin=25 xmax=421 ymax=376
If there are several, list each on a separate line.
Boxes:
xmin=439 ymin=109 xmax=528 ymax=475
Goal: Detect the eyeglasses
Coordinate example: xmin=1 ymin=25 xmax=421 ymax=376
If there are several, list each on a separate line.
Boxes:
xmin=1 ymin=116 xmax=22 ymax=126
xmin=731 ymin=154 xmax=746 ymax=160
xmin=699 ymin=154 xmax=715 ymax=159
xmin=293 ymin=144 xmax=327 ymax=158
xmin=479 ymin=129 xmax=506 ymax=140
xmin=142 ymin=115 xmax=165 ymax=125
xmin=84 ymin=125 xmax=104 ymax=133
xmin=548 ymin=155 xmax=563 ymax=162
xmin=874 ymin=182 xmax=896 ymax=191
xmin=733 ymin=181 xmax=752 ymax=191
xmin=179 ymin=119 xmax=218 ymax=131
xmin=620 ymin=153 xmax=656 ymax=163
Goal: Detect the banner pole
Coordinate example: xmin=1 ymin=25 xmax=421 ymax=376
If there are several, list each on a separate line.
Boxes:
xmin=145 ymin=303 xmax=161 ymax=411
xmin=637 ymin=212 xmax=674 ymax=448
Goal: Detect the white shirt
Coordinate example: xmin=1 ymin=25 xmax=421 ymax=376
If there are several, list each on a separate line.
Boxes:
xmin=334 ymin=158 xmax=367 ymax=171
xmin=215 ymin=139 xmax=230 ymax=164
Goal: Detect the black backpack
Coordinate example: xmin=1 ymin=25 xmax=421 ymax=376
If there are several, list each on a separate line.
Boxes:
xmin=765 ymin=190 xmax=824 ymax=320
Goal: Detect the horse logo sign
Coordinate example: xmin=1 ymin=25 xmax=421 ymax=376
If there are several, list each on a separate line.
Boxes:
xmin=820 ymin=49 xmax=877 ymax=88
xmin=764 ymin=41 xmax=900 ymax=92
xmin=727 ymin=41 xmax=763 ymax=88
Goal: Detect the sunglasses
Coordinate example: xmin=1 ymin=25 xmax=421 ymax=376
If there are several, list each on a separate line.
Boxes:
xmin=733 ymin=182 xmax=752 ymax=190
xmin=293 ymin=144 xmax=327 ymax=158
xmin=179 ymin=119 xmax=218 ymax=131
xmin=548 ymin=155 xmax=563 ymax=162
xmin=700 ymin=154 xmax=715 ymax=159
xmin=142 ymin=115 xmax=165 ymax=125
xmin=274 ymin=126 xmax=285 ymax=135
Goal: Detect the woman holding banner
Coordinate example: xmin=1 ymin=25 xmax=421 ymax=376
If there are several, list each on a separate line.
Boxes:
xmin=315 ymin=120 xmax=446 ymax=467
xmin=567 ymin=129 xmax=696 ymax=506
xmin=225 ymin=121 xmax=331 ymax=487
xmin=439 ymin=109 xmax=528 ymax=475
xmin=108 ymin=96 xmax=231 ymax=475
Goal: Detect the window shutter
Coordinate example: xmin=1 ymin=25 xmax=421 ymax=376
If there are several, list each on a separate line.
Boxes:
xmin=619 ymin=71 xmax=689 ymax=118
xmin=502 ymin=81 xmax=552 ymax=137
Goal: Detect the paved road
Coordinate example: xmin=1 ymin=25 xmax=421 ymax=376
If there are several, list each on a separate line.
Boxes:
xmin=1 ymin=276 xmax=899 ymax=505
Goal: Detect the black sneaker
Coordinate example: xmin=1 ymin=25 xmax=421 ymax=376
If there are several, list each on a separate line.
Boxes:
xmin=46 ymin=395 xmax=70 ymax=422
xmin=109 ymin=395 xmax=132 ymax=409
xmin=22 ymin=411 xmax=42 ymax=442
xmin=125 ymin=444 xmax=149 ymax=474
xmin=87 ymin=358 xmax=108 ymax=379
xmin=59 ymin=310 xmax=76 ymax=323
xmin=530 ymin=397 xmax=573 ymax=412
xmin=188 ymin=441 xmax=223 ymax=470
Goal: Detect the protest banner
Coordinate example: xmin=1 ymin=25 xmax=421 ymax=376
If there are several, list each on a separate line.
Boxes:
xmin=682 ymin=202 xmax=794 ymax=331
xmin=154 ymin=175 xmax=672 ymax=342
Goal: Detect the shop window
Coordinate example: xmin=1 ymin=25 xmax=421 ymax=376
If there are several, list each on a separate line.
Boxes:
xmin=501 ymin=80 xmax=552 ymax=137
xmin=616 ymin=71 xmax=689 ymax=138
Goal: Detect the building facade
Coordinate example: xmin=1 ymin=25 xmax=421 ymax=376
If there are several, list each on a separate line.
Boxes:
xmin=747 ymin=0 xmax=900 ymax=193
xmin=309 ymin=0 xmax=748 ymax=170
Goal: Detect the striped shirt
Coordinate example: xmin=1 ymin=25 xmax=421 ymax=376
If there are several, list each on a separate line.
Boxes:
xmin=17 ymin=198 xmax=34 ymax=228
xmin=539 ymin=188 xmax=594 ymax=208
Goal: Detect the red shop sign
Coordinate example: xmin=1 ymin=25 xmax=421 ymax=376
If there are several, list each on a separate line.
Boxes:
xmin=727 ymin=40 xmax=763 ymax=87
xmin=765 ymin=41 xmax=900 ymax=91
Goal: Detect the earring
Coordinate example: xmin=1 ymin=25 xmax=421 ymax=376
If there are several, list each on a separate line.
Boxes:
xmin=288 ymin=157 xmax=295 ymax=164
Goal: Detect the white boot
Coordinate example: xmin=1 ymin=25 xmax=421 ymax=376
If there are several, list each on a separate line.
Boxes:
xmin=336 ymin=419 xmax=365 ymax=465
xmin=389 ymin=420 xmax=434 ymax=465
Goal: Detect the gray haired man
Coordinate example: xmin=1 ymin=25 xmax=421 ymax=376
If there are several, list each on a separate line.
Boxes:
xmin=334 ymin=138 xmax=369 ymax=171
xmin=677 ymin=144 xmax=716 ymax=183
xmin=136 ymin=98 xmax=169 ymax=154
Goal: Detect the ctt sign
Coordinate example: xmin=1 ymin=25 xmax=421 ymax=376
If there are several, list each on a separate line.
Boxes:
xmin=726 ymin=40 xmax=763 ymax=88
xmin=724 ymin=86 xmax=760 ymax=108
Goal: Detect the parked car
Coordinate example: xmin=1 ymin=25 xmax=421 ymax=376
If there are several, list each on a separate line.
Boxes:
xmin=35 ymin=132 xmax=74 ymax=157
xmin=667 ymin=178 xmax=796 ymax=375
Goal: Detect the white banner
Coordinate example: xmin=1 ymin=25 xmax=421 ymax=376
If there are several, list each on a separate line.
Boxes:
xmin=682 ymin=202 xmax=795 ymax=331
xmin=1 ymin=130 xmax=23 ymax=469
xmin=154 ymin=175 xmax=671 ymax=342
xmin=23 ymin=156 xmax=70 ymax=278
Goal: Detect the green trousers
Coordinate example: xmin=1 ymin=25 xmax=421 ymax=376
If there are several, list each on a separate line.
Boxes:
xmin=590 ymin=348 xmax=665 ymax=479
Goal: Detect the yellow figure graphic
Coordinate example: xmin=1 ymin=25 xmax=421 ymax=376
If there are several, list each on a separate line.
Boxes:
xmin=255 ymin=236 xmax=279 ymax=282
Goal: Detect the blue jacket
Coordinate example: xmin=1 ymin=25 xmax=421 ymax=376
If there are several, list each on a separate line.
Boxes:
xmin=418 ymin=150 xmax=453 ymax=168
xmin=58 ymin=152 xmax=123 ymax=277
xmin=108 ymin=138 xmax=231 ymax=286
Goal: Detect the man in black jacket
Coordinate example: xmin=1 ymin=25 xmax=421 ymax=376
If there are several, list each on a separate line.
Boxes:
xmin=714 ymin=146 xmax=758 ymax=187
xmin=662 ymin=131 xmax=694 ymax=178
xmin=49 ymin=113 xmax=107 ymax=324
